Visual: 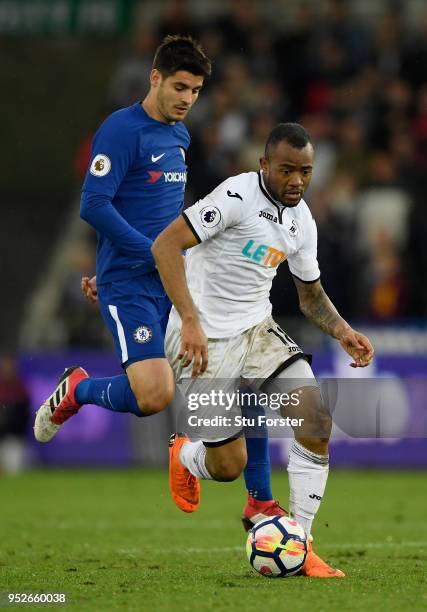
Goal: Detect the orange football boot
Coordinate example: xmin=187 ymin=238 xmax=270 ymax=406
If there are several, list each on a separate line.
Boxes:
xmin=300 ymin=537 xmax=345 ymax=578
xmin=168 ymin=433 xmax=200 ymax=513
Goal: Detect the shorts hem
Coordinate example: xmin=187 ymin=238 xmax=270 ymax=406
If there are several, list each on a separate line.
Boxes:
xmin=202 ymin=429 xmax=244 ymax=448
xmin=259 ymin=352 xmax=312 ymax=391
xmin=123 ymin=353 xmax=167 ymax=369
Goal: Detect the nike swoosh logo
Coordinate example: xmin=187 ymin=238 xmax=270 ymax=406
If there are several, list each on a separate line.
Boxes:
xmin=151 ymin=153 xmax=165 ymax=162
xmin=106 ymin=383 xmax=114 ymax=409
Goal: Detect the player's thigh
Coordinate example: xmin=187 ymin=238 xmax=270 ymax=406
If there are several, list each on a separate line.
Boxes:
xmin=165 ymin=319 xmax=247 ymax=382
xmin=243 ymin=315 xmax=308 ymax=381
xmin=166 ymin=322 xmax=248 ymax=443
xmin=98 ymin=278 xmax=170 ymax=367
xmin=98 ymin=278 xmax=173 ymax=413
xmin=204 ymin=436 xmax=247 ymax=481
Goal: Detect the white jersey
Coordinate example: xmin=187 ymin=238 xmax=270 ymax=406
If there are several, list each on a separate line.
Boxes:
xmin=169 ymin=171 xmax=320 ymax=338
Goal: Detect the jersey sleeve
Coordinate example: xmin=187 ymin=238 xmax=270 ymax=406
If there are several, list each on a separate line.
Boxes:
xmin=287 ymin=213 xmax=321 ymax=282
xmin=82 ymin=113 xmax=138 ymax=198
xmin=183 ymin=180 xmax=245 ymax=243
xmin=80 ymin=114 xmax=155 ymax=270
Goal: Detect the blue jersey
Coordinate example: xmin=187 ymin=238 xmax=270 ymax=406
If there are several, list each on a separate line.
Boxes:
xmin=81 ymin=102 xmax=190 ymax=287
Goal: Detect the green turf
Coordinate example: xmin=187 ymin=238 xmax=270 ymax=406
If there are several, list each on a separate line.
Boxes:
xmin=0 ymin=469 xmax=426 ymax=611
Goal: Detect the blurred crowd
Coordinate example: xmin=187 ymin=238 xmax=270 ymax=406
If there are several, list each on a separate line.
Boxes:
xmin=0 ymin=355 xmax=30 ymax=473
xmin=68 ymin=0 xmax=427 ymax=347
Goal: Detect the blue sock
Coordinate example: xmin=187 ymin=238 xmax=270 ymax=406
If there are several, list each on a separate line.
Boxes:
xmin=241 ymin=389 xmax=273 ymax=501
xmin=75 ymin=375 xmax=142 ymax=417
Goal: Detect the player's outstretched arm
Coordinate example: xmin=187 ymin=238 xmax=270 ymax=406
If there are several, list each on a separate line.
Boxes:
xmin=152 ymin=217 xmax=208 ymax=377
xmin=293 ymin=277 xmax=374 ymax=368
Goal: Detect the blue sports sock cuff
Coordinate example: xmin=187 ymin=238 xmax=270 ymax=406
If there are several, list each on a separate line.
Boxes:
xmin=75 ymin=378 xmax=91 ymax=405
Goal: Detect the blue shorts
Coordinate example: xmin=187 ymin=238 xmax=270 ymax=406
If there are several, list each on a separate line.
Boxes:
xmin=98 ymin=275 xmax=171 ymax=368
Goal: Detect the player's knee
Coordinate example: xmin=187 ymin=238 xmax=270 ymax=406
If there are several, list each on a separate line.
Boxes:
xmin=134 ymin=386 xmax=174 ymax=416
xmin=299 ymin=400 xmax=331 ymax=452
xmin=208 ymin=452 xmax=246 ymax=482
xmin=210 ymin=463 xmax=242 ymax=481
xmin=297 ymin=436 xmax=330 ymax=456
xmin=316 ymin=409 xmax=332 ymax=439
xmin=306 ymin=403 xmax=332 ymax=439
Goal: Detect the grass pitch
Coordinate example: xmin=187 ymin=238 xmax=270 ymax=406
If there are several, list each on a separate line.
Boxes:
xmin=0 ymin=469 xmax=426 ymax=611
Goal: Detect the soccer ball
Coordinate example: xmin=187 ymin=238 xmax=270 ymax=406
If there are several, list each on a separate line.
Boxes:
xmin=246 ymin=515 xmax=307 ymax=577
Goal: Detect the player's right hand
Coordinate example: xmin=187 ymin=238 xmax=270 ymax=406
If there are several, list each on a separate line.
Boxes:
xmin=338 ymin=328 xmax=374 ymax=368
xmin=179 ymin=318 xmax=208 ymax=378
xmin=81 ymin=275 xmax=98 ymax=304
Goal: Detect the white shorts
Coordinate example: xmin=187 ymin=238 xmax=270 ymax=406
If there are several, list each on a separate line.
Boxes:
xmin=165 ymin=315 xmax=317 ymax=443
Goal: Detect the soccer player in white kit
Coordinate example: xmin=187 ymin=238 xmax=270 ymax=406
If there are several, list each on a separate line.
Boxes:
xmin=152 ymin=123 xmax=374 ymax=577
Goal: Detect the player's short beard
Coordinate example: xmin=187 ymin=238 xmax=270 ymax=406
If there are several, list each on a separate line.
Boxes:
xmin=157 ymin=85 xmax=176 ymax=123
xmin=263 ymin=175 xmax=285 ymax=206
xmin=264 ymin=174 xmax=301 ymax=207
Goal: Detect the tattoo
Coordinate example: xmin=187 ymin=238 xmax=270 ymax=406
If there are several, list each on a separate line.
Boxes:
xmin=293 ymin=278 xmax=344 ymax=338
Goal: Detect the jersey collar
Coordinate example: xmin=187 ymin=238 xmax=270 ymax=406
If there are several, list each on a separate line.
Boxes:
xmin=258 ymin=170 xmax=285 ymax=224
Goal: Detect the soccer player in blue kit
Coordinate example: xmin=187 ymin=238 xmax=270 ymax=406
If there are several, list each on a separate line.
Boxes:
xmin=34 ymin=35 xmax=212 ymax=442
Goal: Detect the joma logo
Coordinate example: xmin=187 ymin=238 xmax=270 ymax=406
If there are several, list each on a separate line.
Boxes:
xmin=259 ymin=210 xmax=278 ymax=223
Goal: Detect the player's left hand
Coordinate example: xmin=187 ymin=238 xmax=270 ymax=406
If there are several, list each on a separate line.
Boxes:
xmin=81 ymin=275 xmax=98 ymax=304
xmin=338 ymin=328 xmax=374 ymax=368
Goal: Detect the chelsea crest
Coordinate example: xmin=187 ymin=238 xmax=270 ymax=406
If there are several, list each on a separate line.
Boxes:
xmin=133 ymin=325 xmax=153 ymax=343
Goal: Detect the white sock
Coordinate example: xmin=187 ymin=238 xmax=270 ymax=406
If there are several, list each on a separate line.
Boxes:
xmin=179 ymin=440 xmax=213 ymax=480
xmin=287 ymin=440 xmax=329 ymax=538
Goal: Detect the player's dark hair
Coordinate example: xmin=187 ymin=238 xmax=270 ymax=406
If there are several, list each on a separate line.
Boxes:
xmin=152 ymin=35 xmax=212 ymax=79
xmin=265 ymin=123 xmax=312 ymax=159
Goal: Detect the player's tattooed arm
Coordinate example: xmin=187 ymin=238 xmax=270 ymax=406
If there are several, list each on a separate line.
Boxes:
xmin=293 ymin=277 xmax=374 ymax=367
xmin=293 ymin=278 xmax=343 ymax=338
